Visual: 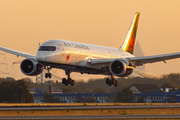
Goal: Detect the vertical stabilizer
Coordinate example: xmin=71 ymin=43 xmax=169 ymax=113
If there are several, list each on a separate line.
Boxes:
xmin=120 ymin=12 xmax=140 ymax=54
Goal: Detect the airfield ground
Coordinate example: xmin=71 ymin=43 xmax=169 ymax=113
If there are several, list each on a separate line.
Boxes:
xmin=0 ymin=108 xmax=180 ymax=116
xmin=1 ymin=103 xmax=180 ymax=120
xmin=0 ymin=103 xmax=180 ymax=106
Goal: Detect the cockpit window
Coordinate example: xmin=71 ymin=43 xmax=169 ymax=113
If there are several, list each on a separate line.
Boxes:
xmin=38 ymin=46 xmax=56 ymax=51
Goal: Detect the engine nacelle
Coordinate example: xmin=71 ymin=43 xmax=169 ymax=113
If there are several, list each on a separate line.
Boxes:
xmin=20 ymin=58 xmax=43 ymax=76
xmin=110 ymin=59 xmax=133 ymax=77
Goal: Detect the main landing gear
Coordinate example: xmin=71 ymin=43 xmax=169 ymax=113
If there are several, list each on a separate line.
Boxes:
xmin=62 ymin=71 xmax=75 ymax=86
xmin=45 ymin=66 xmax=52 ymax=78
xmin=106 ymin=75 xmax=118 ymax=86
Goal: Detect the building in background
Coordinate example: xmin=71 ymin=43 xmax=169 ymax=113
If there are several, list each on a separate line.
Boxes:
xmin=131 ymin=84 xmax=180 ymax=103
xmin=133 ymin=91 xmax=180 ymax=103
xmin=32 ymin=84 xmax=180 ymax=103
xmin=130 ymin=84 xmax=162 ymax=93
xmin=29 ymin=87 xmax=63 ymax=94
xmin=33 ymin=93 xmax=116 ymax=103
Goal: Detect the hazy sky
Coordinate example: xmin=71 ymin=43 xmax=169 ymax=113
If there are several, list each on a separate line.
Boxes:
xmin=0 ymin=0 xmax=180 ymax=81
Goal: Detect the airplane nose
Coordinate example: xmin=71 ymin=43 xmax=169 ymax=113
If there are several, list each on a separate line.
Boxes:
xmin=36 ymin=51 xmax=46 ymax=61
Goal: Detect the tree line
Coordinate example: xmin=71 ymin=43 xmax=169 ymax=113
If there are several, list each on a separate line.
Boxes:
xmin=0 ymin=79 xmax=33 ymax=103
xmin=0 ymin=73 xmax=180 ymax=103
xmin=1 ymin=73 xmax=180 ymax=94
xmin=60 ymin=73 xmax=180 ymax=93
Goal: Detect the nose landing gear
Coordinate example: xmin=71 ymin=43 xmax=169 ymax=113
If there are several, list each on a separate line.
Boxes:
xmin=106 ymin=75 xmax=118 ymax=86
xmin=45 ymin=73 xmax=52 ymax=78
xmin=45 ymin=66 xmax=52 ymax=78
xmin=62 ymin=70 xmax=75 ymax=86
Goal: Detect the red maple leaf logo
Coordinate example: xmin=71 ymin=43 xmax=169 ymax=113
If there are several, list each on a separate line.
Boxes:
xmin=66 ymin=54 xmax=70 ymax=61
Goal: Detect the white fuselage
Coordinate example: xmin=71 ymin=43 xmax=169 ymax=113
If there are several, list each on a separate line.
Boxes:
xmin=36 ymin=39 xmax=134 ymax=66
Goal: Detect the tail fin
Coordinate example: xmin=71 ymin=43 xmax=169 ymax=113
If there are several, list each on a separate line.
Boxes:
xmin=120 ymin=12 xmax=140 ymax=54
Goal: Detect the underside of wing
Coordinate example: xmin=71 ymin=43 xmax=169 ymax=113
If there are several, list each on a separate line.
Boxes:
xmin=88 ymin=58 xmax=117 ymax=64
xmin=88 ymin=52 xmax=180 ymax=67
xmin=127 ymin=52 xmax=180 ymax=66
xmin=0 ymin=46 xmax=35 ymax=58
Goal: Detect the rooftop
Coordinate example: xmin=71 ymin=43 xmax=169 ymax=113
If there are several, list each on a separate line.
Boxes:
xmin=130 ymin=84 xmax=162 ymax=93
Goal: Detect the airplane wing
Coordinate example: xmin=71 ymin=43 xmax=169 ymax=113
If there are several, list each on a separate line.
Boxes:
xmin=89 ymin=52 xmax=180 ymax=67
xmin=128 ymin=52 xmax=180 ymax=66
xmin=0 ymin=46 xmax=36 ymax=58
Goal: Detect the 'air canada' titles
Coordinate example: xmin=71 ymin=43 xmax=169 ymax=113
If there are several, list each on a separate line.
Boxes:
xmin=63 ymin=42 xmax=90 ymax=50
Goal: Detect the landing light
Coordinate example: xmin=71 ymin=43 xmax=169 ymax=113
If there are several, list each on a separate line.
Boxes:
xmin=87 ymin=60 xmax=91 ymax=63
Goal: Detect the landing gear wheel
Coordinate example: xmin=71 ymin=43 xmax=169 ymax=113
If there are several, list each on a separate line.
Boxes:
xmin=106 ymin=78 xmax=109 ymax=84
xmin=111 ymin=78 xmax=115 ymax=85
xmin=115 ymin=80 xmax=118 ymax=87
xmin=108 ymin=80 xmax=112 ymax=86
xmin=45 ymin=73 xmax=52 ymax=78
xmin=62 ymin=78 xmax=66 ymax=84
xmin=62 ymin=70 xmax=75 ymax=86
xmin=45 ymin=66 xmax=52 ymax=78
xmin=68 ymin=78 xmax=72 ymax=84
xmin=62 ymin=78 xmax=75 ymax=86
xmin=45 ymin=73 xmax=48 ymax=78
xmin=105 ymin=75 xmax=118 ymax=86
xmin=65 ymin=82 xmax=69 ymax=86
xmin=71 ymin=80 xmax=75 ymax=86
xmin=49 ymin=73 xmax=52 ymax=78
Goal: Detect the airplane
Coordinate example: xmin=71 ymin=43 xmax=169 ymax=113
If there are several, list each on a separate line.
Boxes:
xmin=1 ymin=12 xmax=180 ymax=87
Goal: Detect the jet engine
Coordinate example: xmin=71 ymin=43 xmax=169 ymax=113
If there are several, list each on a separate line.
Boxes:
xmin=20 ymin=58 xmax=43 ymax=76
xmin=110 ymin=59 xmax=133 ymax=77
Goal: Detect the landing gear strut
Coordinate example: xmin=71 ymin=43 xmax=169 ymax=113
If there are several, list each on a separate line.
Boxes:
xmin=62 ymin=70 xmax=75 ymax=86
xmin=45 ymin=66 xmax=52 ymax=78
xmin=106 ymin=75 xmax=118 ymax=86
